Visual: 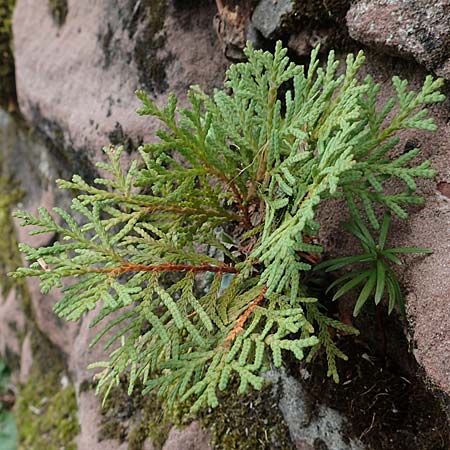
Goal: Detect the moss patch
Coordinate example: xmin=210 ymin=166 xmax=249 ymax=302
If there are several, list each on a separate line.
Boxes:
xmin=96 ymin=376 xmax=293 ymax=450
xmin=0 ymin=174 xmax=23 ymax=296
xmin=0 ymin=0 xmax=16 ymax=106
xmin=98 ymin=380 xmax=172 ymax=449
xmin=15 ymin=328 xmax=79 ymax=450
xmin=48 ymin=0 xmax=68 ymax=27
xmin=198 ymin=381 xmax=293 ymax=450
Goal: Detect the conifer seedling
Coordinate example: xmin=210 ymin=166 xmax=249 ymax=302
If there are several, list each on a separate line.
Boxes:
xmin=11 ymin=42 xmax=443 ymax=411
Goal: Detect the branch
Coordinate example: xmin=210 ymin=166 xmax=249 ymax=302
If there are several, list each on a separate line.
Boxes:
xmin=89 ymin=262 xmax=239 ymax=276
xmin=226 ymin=287 xmax=267 ymax=342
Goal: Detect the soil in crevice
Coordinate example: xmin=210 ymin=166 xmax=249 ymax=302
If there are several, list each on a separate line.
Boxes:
xmin=299 ymin=308 xmax=450 ymax=450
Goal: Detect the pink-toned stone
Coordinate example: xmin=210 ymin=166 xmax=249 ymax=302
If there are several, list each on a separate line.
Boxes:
xmin=295 ymin=440 xmax=315 ymax=450
xmin=437 ymin=181 xmax=450 ymax=199
xmin=12 ymin=0 xmax=228 ymax=157
xmin=76 ymin=390 xmax=128 ymax=450
xmin=162 ymin=421 xmax=211 ymax=450
xmin=0 ymin=289 xmax=25 ymax=365
xmin=143 ymin=438 xmax=155 ymax=450
xmin=19 ymin=332 xmax=32 ymax=384
xmin=69 ymin=307 xmax=126 ymax=384
xmin=347 ymin=0 xmax=450 ymax=79
xmin=403 ymin=197 xmax=450 ymax=394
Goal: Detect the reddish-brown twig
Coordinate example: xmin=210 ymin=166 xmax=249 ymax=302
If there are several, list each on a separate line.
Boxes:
xmin=89 ymin=262 xmax=239 ymax=276
xmin=226 ymin=287 xmax=267 ymax=342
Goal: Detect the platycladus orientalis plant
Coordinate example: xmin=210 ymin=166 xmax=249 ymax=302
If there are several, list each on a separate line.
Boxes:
xmin=11 ymin=43 xmax=444 ymax=412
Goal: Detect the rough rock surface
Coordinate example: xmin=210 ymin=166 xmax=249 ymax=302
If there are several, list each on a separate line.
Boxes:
xmin=251 ymin=0 xmax=294 ymax=39
xmin=0 ymin=109 xmax=80 ymax=358
xmin=0 ymin=288 xmax=25 ymax=373
xmin=2 ymin=1 xmax=450 ymax=449
xmin=162 ymin=421 xmax=211 ymax=450
xmin=347 ymin=0 xmax=450 ymax=79
xmin=12 ymin=0 xmax=228 ymax=157
xmin=76 ymin=390 xmax=128 ymax=450
xmin=266 ymin=371 xmax=365 ymax=450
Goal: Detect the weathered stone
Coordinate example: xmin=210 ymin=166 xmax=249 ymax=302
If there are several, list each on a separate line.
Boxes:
xmin=438 ymin=181 xmax=450 ymax=199
xmin=266 ymin=370 xmax=365 ymax=450
xmin=143 ymin=438 xmax=156 ymax=450
xmin=252 ymin=0 xmax=295 ymax=39
xmin=76 ymin=390 xmax=128 ymax=450
xmin=0 ymin=110 xmax=80 ymax=357
xmin=0 ymin=289 xmax=25 ymax=373
xmin=403 ymin=197 xmax=450 ymax=395
xmin=19 ymin=332 xmax=32 ymax=384
xmin=347 ymin=0 xmax=450 ymax=78
xmin=162 ymin=421 xmax=211 ymax=450
xmin=12 ymin=0 xmax=228 ymax=157
xmin=295 ymin=440 xmax=315 ymax=450
xmin=3 ymin=2 xmax=450 ymax=446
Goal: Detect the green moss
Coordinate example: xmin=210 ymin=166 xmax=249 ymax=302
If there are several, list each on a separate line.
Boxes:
xmin=198 ymin=381 xmax=293 ymax=450
xmin=48 ymin=0 xmax=68 ymax=27
xmin=0 ymin=175 xmax=23 ymax=296
xmin=15 ymin=328 xmax=79 ymax=450
xmin=99 ymin=380 xmax=173 ymax=450
xmin=128 ymin=398 xmax=173 ymax=450
xmin=0 ymin=0 xmax=16 ymax=106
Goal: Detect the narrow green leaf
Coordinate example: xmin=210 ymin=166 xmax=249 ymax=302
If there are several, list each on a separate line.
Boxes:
xmin=353 ymin=270 xmax=377 ymax=316
xmin=374 ymin=260 xmax=386 ymax=305
xmin=332 ymin=269 xmax=371 ymax=301
xmin=378 ymin=213 xmax=391 ymax=249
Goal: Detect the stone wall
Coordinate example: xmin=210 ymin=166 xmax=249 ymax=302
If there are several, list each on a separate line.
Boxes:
xmin=0 ymin=1 xmax=449 ymax=449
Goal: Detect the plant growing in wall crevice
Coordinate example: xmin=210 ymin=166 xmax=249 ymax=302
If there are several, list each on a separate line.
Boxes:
xmin=11 ymin=42 xmax=443 ymax=411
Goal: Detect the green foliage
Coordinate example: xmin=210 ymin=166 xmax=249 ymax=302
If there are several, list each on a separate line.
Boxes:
xmin=316 ymin=211 xmax=432 ymax=317
xmin=11 ymin=42 xmax=443 ymax=411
